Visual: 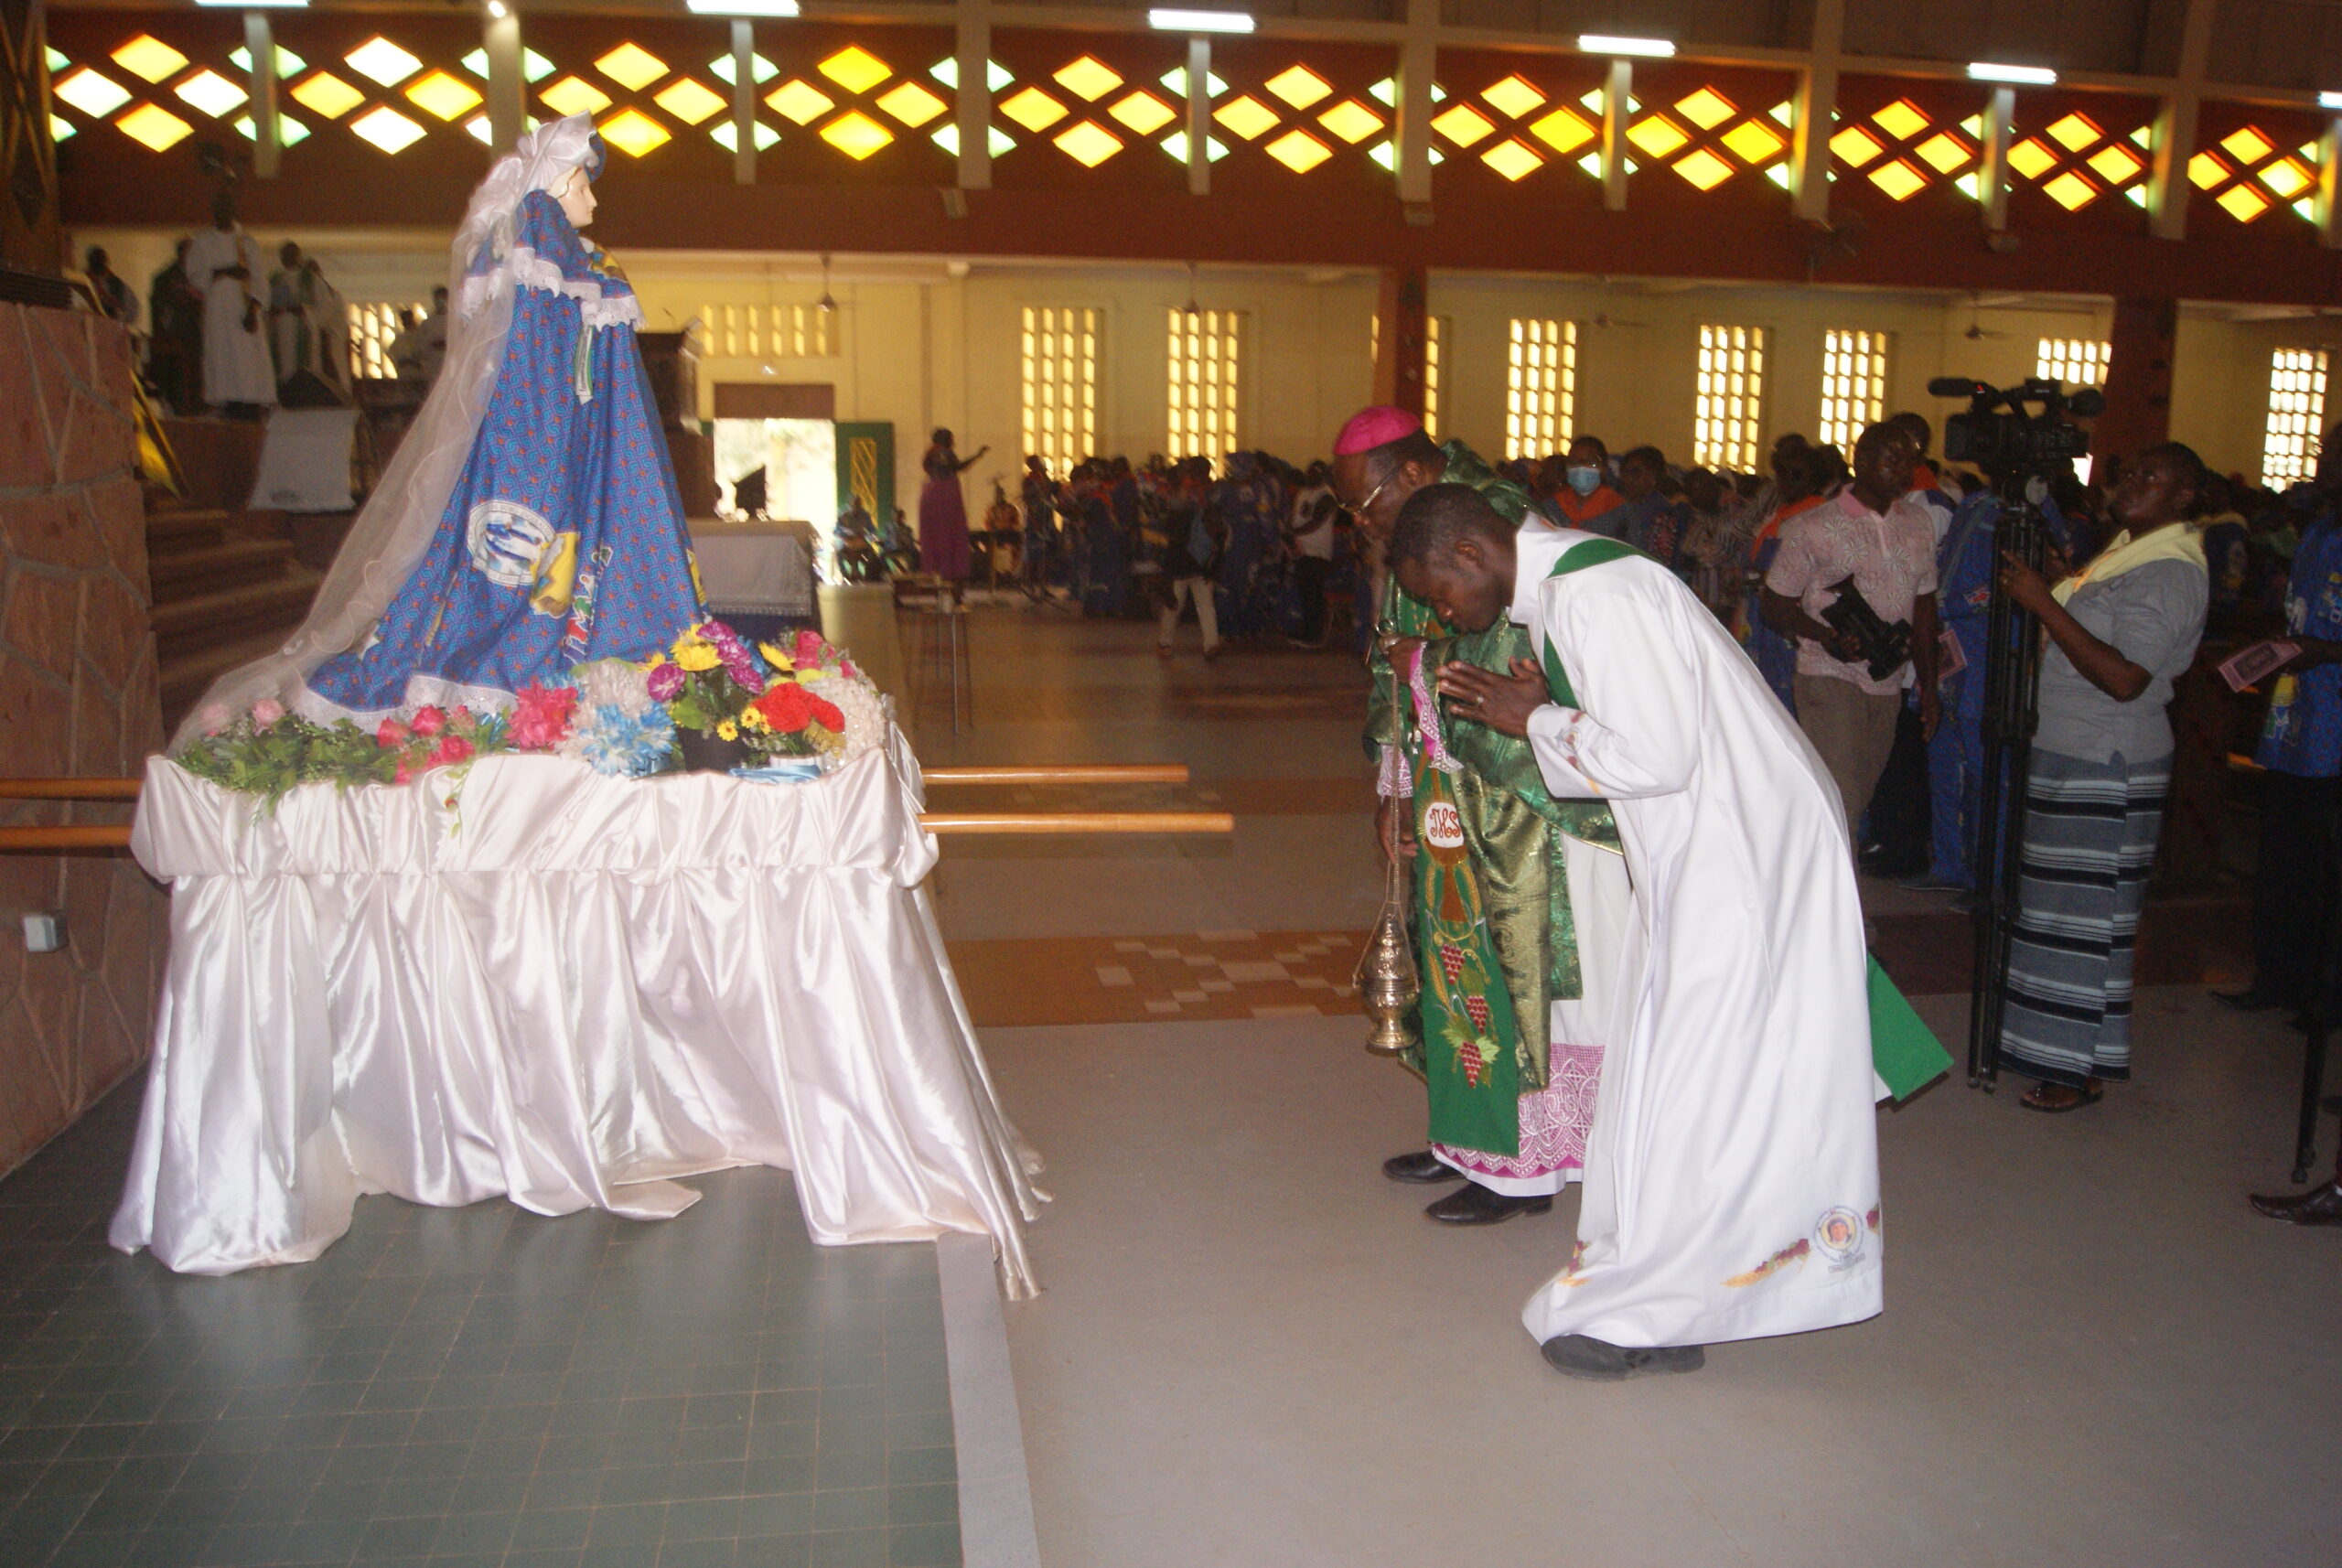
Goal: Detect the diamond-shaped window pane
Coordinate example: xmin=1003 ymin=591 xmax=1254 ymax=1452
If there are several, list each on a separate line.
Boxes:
xmin=467 ymin=114 xmax=494 ymax=145
xmin=1265 ymin=127 xmax=1331 ymax=172
xmin=711 ymin=118 xmax=781 ymax=152
xmin=1055 ymin=56 xmax=1123 ymax=102
xmin=876 ymin=80 xmax=947 ymax=127
xmin=290 ymin=72 xmax=366 ymax=121
xmin=1870 ymin=99 xmax=1928 ymax=141
xmin=1721 ymin=118 xmax=1785 ymax=165
xmin=597 ymin=107 xmax=671 ymax=157
xmin=1317 ymin=100 xmax=1383 ymax=144
xmin=1912 ymin=131 xmax=1971 ymax=173
xmin=174 ymin=70 xmax=249 ymax=119
xmin=349 ymin=104 xmax=426 ymax=154
xmin=405 ymin=70 xmax=482 ymax=122
xmin=768 ymin=81 xmax=835 ymax=124
xmin=240 ymin=113 xmax=308 ymax=148
xmin=1055 ymin=120 xmax=1123 ymax=166
xmin=1161 ymin=130 xmax=1229 ymax=163
xmin=1162 ymin=67 xmax=1229 ymax=100
xmin=2218 ymin=182 xmax=2271 ymax=221
xmin=1265 ymin=65 xmax=1332 ymax=110
xmin=999 ymin=87 xmax=1067 ymax=133
xmin=1479 ymin=137 xmax=1542 ymax=181
xmin=2045 ymin=113 xmax=2101 ymax=153
xmin=1481 ymin=74 xmax=1546 ymax=120
xmin=2262 ymin=156 xmax=2315 ymax=199
xmin=712 ymin=53 xmax=780 ymax=87
xmin=46 ymin=47 xmax=69 ymax=73
xmin=543 ymin=77 xmax=614 ymax=118
xmin=2041 ymin=170 xmax=2099 ymax=209
xmin=111 ymin=36 xmax=187 ymax=85
xmin=51 ymin=114 xmax=74 ymax=142
xmin=596 ymin=44 xmax=667 ymax=92
xmin=931 ymin=123 xmax=1015 ymax=156
xmin=346 ymin=38 xmax=423 ymax=89
xmin=1626 ymin=115 xmax=1689 ymax=159
xmin=931 ymin=58 xmax=1014 ymax=93
xmin=1829 ymin=124 xmax=1883 ymax=166
xmin=2221 ymin=126 xmax=2274 ymax=164
xmin=2086 ymin=143 xmax=2143 ymax=184
xmin=1531 ymin=107 xmax=1594 ymax=155
xmin=2187 ymin=150 xmax=2229 ymax=189
xmin=54 ymin=69 xmax=132 ymax=119
xmin=114 ymin=102 xmax=191 ymax=150
xmin=2006 ymin=138 xmax=2057 ymax=179
xmin=819 ymin=47 xmax=891 ymax=95
xmin=656 ymin=78 xmax=727 ymax=126
xmin=1214 ymin=95 xmax=1280 ymax=140
xmin=1867 ymin=158 xmax=1928 ymax=200
xmin=1112 ymin=91 xmax=1177 ymax=135
xmin=1429 ymin=102 xmax=1494 ymax=146
xmin=1674 ymin=87 xmax=1736 ymax=131
xmin=231 ymin=45 xmax=306 ymax=78
xmin=821 ymin=109 xmax=895 ymax=159
xmin=1673 ymin=146 xmax=1735 ymax=189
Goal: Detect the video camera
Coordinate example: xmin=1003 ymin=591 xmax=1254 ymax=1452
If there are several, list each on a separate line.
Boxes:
xmin=1929 ymin=376 xmax=2103 ymax=478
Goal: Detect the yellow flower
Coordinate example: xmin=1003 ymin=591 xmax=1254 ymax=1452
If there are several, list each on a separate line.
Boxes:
xmin=673 ymin=641 xmax=721 ymax=672
xmin=716 ymin=719 xmax=738 ymax=741
xmin=757 ymin=642 xmax=794 ymax=672
xmin=739 ymin=707 xmax=769 ymax=732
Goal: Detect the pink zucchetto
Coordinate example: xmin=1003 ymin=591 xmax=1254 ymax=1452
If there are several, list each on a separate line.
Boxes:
xmin=1334 ymin=405 xmax=1423 ymax=456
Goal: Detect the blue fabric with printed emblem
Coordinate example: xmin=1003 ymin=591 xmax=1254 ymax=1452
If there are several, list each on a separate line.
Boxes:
xmin=2256 ymin=510 xmax=2342 ymax=779
xmin=307 ymin=188 xmax=704 ymax=715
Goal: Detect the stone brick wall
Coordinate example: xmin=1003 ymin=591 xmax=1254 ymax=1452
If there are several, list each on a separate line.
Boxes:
xmin=0 ymin=302 xmax=166 ymax=1178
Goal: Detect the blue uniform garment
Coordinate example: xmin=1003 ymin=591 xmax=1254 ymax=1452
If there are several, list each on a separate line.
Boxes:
xmin=309 ymin=190 xmax=703 ymax=715
xmin=1209 ymin=462 xmax=1285 ymax=639
xmin=1926 ymin=491 xmax=1998 ymax=886
xmin=1744 ymin=526 xmax=1799 ymax=714
xmin=2256 ymin=510 xmax=2342 ymax=777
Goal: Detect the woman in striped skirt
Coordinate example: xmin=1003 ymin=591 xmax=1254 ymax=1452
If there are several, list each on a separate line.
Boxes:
xmin=1995 ymin=445 xmax=2212 ymax=1112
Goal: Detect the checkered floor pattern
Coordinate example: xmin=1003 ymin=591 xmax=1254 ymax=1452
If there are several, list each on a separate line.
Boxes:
xmin=944 ymin=929 xmax=1368 ymax=1028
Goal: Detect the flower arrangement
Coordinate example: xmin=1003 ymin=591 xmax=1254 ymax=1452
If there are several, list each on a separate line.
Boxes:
xmin=179 ymin=620 xmax=883 ymax=800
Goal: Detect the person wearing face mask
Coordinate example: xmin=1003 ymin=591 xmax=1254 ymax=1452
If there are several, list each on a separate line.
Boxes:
xmin=1548 ymin=435 xmax=1627 ymax=537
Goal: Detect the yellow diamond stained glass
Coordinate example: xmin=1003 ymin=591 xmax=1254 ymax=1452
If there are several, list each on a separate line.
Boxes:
xmin=1112 ymin=91 xmax=1176 ymax=135
xmin=1672 ymin=146 xmax=1735 ymax=189
xmin=290 ymin=72 xmax=365 ymax=121
xmin=1867 ymin=158 xmax=1928 ymax=200
xmin=173 ymin=70 xmax=247 ymax=119
xmin=1870 ymin=100 xmax=1928 ymax=141
xmin=346 ymin=38 xmax=423 ymax=89
xmin=1913 ymin=131 xmax=1971 ymax=173
xmin=1674 ymin=88 xmax=1735 ymax=131
xmin=2087 ymin=143 xmax=2143 ymax=184
xmin=1479 ymin=137 xmax=1542 ymax=181
xmin=1055 ymin=121 xmax=1123 ymax=166
xmin=113 ymin=102 xmax=191 ymax=150
xmin=597 ymin=107 xmax=671 ymax=157
xmin=655 ymin=78 xmax=727 ymax=126
xmin=2218 ymin=182 xmax=2271 ymax=221
xmin=1317 ymin=100 xmax=1383 ymax=144
xmin=876 ymin=81 xmax=947 ymax=127
xmin=349 ymin=104 xmax=426 ymax=154
xmin=819 ymin=48 xmax=891 ymax=96
xmin=821 ymin=109 xmax=894 ymax=159
xmin=1214 ymin=95 xmax=1280 ymax=140
xmin=2005 ymin=138 xmax=2058 ymax=179
xmin=110 ymin=36 xmax=187 ymax=85
xmin=1722 ymin=119 xmax=1785 ymax=164
xmin=1625 ymin=115 xmax=1689 ymax=159
xmin=2261 ymin=157 xmax=2315 ymax=199
xmin=1430 ymin=102 xmax=1494 ymax=146
xmin=1531 ymin=107 xmax=1595 ymax=155
xmin=2045 ymin=113 xmax=2101 ymax=152
xmin=1481 ymin=75 xmax=1546 ymax=119
xmin=1830 ymin=125 xmax=1883 ymax=166
xmin=2221 ymin=126 xmax=2274 ymax=164
xmin=768 ymin=81 xmax=835 ymax=124
xmin=999 ymin=87 xmax=1068 ymax=133
xmin=1264 ymin=128 xmax=1331 ymax=171
xmin=404 ymin=70 xmax=481 ymax=122
xmin=596 ymin=45 xmax=668 ymax=92
xmin=2041 ymin=170 xmax=2099 ymax=209
xmin=1056 ymin=57 xmax=1124 ymax=102
xmin=2187 ymin=150 xmax=2229 ymax=189
xmin=54 ymin=69 xmax=132 ymax=120
xmin=1265 ymin=66 xmax=1332 ymax=110
xmin=542 ymin=78 xmax=613 ymax=117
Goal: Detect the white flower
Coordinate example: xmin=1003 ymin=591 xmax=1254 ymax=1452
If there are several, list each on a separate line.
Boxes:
xmin=570 ymin=658 xmax=654 ymax=718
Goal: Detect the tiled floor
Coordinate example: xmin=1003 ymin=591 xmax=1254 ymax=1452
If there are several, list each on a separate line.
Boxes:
xmin=0 ymin=1087 xmax=961 ymax=1568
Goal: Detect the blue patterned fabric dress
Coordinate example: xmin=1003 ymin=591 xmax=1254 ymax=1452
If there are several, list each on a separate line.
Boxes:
xmin=306 ymin=190 xmax=704 ymax=715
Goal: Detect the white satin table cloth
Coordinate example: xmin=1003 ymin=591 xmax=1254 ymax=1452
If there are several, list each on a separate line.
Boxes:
xmin=111 ymin=744 xmax=1044 ymax=1296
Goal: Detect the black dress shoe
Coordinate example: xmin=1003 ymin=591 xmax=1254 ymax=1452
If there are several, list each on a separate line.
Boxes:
xmin=1539 ymin=1335 xmax=1705 ymax=1381
xmin=1423 ymin=1184 xmax=1552 ymax=1224
xmin=2215 ymin=986 xmax=2288 ymax=1013
xmin=1382 ymin=1149 xmax=1466 ymax=1185
xmin=2250 ymin=1180 xmax=2342 ymax=1224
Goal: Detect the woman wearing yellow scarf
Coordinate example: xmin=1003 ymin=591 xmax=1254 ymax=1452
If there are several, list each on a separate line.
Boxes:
xmin=1993 ymin=445 xmax=2212 ymax=1112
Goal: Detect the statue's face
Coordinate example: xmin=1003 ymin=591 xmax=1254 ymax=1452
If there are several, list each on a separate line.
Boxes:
xmin=556 ymin=166 xmax=597 ymax=229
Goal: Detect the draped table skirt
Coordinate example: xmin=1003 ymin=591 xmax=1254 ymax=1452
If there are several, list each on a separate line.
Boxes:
xmin=110 ymin=742 xmax=1046 ymax=1297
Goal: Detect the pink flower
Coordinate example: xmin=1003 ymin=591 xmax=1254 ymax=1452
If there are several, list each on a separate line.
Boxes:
xmin=839 ymin=659 xmax=857 ymax=681
xmin=410 ymin=705 xmax=446 ymax=738
xmin=251 ymin=698 xmax=285 ymax=727
xmin=646 ymin=661 xmax=686 ymax=702
xmin=428 ymin=734 xmax=475 ymax=768
xmin=376 ymin=718 xmax=411 ymax=748
xmin=509 ymin=683 xmax=577 ymax=751
xmin=393 ymin=759 xmax=414 ymax=785
xmin=195 ymin=703 xmax=231 ymax=736
xmin=794 ymin=628 xmax=825 ymax=665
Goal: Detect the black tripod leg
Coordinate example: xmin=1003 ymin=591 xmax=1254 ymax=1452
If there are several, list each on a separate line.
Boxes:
xmin=2292 ymin=809 xmax=2342 ymax=1181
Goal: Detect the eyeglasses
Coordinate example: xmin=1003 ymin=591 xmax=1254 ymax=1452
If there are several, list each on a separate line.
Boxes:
xmin=1339 ymin=475 xmax=1391 ymax=521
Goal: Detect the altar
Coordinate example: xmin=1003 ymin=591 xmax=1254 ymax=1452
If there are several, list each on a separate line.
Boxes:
xmin=110 ymin=737 xmax=1046 ymax=1296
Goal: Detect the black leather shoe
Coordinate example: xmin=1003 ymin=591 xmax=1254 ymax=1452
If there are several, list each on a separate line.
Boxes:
xmin=1381 ymin=1149 xmax=1465 ymax=1185
xmin=1423 ymin=1184 xmax=1551 ymax=1224
xmin=2250 ymin=1180 xmax=2342 ymax=1224
xmin=2215 ymin=986 xmax=2288 ymax=1013
xmin=1539 ymin=1335 xmax=1705 ymax=1380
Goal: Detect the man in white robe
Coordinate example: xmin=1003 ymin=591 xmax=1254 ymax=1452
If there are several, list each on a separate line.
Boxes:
xmin=185 ymin=192 xmax=277 ymax=413
xmin=1393 ymin=483 xmax=1883 ymax=1380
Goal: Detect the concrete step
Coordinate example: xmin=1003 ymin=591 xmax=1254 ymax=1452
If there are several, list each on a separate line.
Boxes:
xmin=151 ymin=572 xmax=321 ymax=662
xmin=146 ymin=507 xmax=231 ymax=555
xmin=148 ymin=537 xmax=296 ymax=603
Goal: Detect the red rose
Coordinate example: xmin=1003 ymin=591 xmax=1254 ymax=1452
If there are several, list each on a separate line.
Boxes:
xmin=752 ymin=682 xmax=814 ymax=733
xmin=376 ymin=718 xmax=411 ymax=748
xmin=805 ymin=693 xmax=843 ymax=732
xmin=428 ymin=735 xmax=475 ymax=767
xmin=410 ymin=705 xmax=446 ymax=738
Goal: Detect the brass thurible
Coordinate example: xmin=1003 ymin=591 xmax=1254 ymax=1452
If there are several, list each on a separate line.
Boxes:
xmin=1356 ymin=845 xmax=1419 ymax=1057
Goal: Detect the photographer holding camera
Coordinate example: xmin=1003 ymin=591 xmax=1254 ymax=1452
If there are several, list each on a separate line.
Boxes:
xmin=1760 ymin=423 xmax=1942 ymax=860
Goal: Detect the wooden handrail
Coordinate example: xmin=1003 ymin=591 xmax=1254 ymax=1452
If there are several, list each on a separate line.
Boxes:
xmin=0 ymin=811 xmax=1234 ymax=853
xmin=0 ymin=779 xmax=142 ymax=800
xmin=923 ymin=765 xmax=1189 ymax=786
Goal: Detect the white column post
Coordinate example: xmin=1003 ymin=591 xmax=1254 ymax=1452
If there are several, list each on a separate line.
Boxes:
xmin=2150 ymin=0 xmax=2218 ymax=242
xmin=1980 ymin=86 xmax=2014 ymax=232
xmin=1789 ymin=0 xmax=1842 ymax=222
xmin=955 ymin=0 xmax=992 ymax=190
xmin=730 ymin=20 xmax=756 ymax=185
xmin=244 ymin=11 xmax=278 ymax=177
xmin=1395 ymin=0 xmax=1435 ymax=208
xmin=1187 ymin=37 xmax=1211 ymax=196
xmin=1600 ymin=59 xmax=1631 ymax=212
xmin=485 ymin=10 xmax=524 ymax=153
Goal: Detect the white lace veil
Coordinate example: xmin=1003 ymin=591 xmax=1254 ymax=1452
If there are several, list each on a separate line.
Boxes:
xmin=171 ymin=114 xmax=606 ymax=751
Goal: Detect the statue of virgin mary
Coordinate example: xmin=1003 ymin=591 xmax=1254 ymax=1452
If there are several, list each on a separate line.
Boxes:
xmin=177 ymin=115 xmax=704 ymax=742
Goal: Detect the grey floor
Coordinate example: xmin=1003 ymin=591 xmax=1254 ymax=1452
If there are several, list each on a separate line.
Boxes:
xmin=0 ymin=1084 xmax=962 ymax=1568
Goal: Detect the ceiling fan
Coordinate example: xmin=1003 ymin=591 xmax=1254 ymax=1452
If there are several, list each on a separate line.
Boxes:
xmin=1960 ymin=294 xmax=2013 ymax=340
xmin=1585 ymin=311 xmax=1648 ymax=329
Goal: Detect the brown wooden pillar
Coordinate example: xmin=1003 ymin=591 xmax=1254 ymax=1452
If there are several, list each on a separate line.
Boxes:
xmin=1 ymin=0 xmax=62 ymax=274
xmin=1371 ymin=265 xmax=1429 ymax=419
xmin=2092 ymin=296 xmax=2176 ymax=467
